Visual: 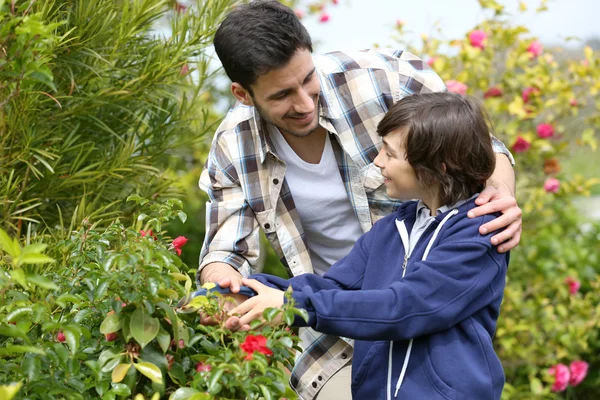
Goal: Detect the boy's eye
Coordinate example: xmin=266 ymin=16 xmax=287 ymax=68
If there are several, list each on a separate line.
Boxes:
xmin=386 ymin=152 xmax=393 ymax=158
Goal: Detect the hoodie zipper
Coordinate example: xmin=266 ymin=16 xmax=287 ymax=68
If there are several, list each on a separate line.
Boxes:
xmin=389 ymin=209 xmax=459 ymax=399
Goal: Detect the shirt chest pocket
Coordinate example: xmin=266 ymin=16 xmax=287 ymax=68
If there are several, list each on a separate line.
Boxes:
xmin=361 ymin=163 xmax=385 ymax=193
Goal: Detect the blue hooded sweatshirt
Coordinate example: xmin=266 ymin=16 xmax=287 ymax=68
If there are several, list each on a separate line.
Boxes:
xmin=251 ymin=198 xmax=509 ymax=400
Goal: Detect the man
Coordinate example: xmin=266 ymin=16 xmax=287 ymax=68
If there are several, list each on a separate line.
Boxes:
xmin=198 ymin=1 xmax=522 ymax=399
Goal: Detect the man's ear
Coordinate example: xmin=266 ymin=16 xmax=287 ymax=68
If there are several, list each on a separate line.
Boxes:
xmin=441 ymin=162 xmax=447 ymax=173
xmin=231 ymin=83 xmax=253 ymax=106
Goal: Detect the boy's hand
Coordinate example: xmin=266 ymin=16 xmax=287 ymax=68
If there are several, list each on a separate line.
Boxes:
xmin=469 ymin=184 xmax=522 ymax=253
xmin=226 ymin=278 xmax=285 ymax=331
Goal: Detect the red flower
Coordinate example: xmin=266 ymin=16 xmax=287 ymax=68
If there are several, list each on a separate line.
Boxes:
xmin=484 ymin=86 xmax=503 ymax=98
xmin=196 ymin=362 xmax=212 ymax=373
xmin=240 ymin=335 xmax=273 ymax=359
xmin=569 ymin=98 xmax=578 ymax=107
xmin=536 ymin=123 xmax=554 ymax=138
xmin=527 ymin=40 xmax=543 ymax=58
xmin=522 ymin=87 xmax=538 ymax=103
xmin=319 ymin=13 xmax=330 ymax=23
xmin=565 ymin=277 xmax=581 ymax=294
xmin=544 ymin=178 xmax=560 ymax=193
xmin=140 ymin=229 xmax=157 ymax=240
xmin=57 ymin=331 xmax=66 ymax=342
xmin=468 ymin=30 xmax=487 ymax=50
xmin=511 ymin=136 xmax=531 ymax=153
xmin=170 ymin=236 xmax=188 ymax=256
xmin=104 ymin=332 xmax=118 ymax=342
xmin=548 ymin=363 xmax=570 ymax=392
xmin=332 ymin=0 xmax=339 ymax=5
xmin=569 ymin=360 xmax=589 ymax=386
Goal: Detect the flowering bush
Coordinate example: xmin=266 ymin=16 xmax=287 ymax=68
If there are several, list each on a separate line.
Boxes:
xmin=0 ymin=197 xmax=303 ymax=399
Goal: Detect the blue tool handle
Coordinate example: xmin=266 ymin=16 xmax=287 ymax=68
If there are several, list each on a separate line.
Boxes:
xmin=191 ymin=285 xmax=257 ymax=298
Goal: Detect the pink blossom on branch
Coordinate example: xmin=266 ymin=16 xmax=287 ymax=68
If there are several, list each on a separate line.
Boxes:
xmin=527 ymin=40 xmax=543 ymax=58
xmin=446 ymin=80 xmax=468 ymax=96
xmin=569 ymin=360 xmax=589 ymax=386
xmin=565 ymin=277 xmax=581 ymax=294
xmin=511 ymin=136 xmax=531 ymax=153
xmin=522 ymin=87 xmax=538 ymax=103
xmin=468 ymin=30 xmax=487 ymax=50
xmin=196 ymin=362 xmax=212 ymax=373
xmin=548 ymin=363 xmax=570 ymax=392
xmin=544 ymin=178 xmax=560 ymax=193
xmin=536 ymin=123 xmax=554 ymax=138
xmin=319 ymin=13 xmax=330 ymax=23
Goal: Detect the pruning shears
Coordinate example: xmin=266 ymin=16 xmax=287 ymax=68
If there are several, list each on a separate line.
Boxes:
xmin=176 ymin=283 xmax=257 ymax=313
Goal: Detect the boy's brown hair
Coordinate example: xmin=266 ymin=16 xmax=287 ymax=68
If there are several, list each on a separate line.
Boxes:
xmin=377 ymin=92 xmax=496 ymax=205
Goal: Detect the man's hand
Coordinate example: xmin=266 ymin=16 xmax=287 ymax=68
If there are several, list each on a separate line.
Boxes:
xmin=468 ymin=184 xmax=522 ymax=253
xmin=225 ymin=278 xmax=285 ymax=331
xmin=199 ymin=262 xmax=247 ymax=325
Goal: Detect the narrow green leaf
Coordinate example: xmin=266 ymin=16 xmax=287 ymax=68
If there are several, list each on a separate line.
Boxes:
xmin=0 ymin=382 xmax=23 ymax=400
xmin=0 ymin=228 xmax=19 ymax=258
xmin=0 ymin=346 xmax=45 ymax=356
xmin=19 ymin=254 xmax=55 ymax=265
xmin=26 ymin=275 xmax=58 ymax=290
xmin=157 ymin=328 xmax=170 ymax=354
xmin=9 ymin=269 xmax=27 ymax=288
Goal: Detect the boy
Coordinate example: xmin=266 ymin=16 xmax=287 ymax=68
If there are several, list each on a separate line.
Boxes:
xmin=228 ymin=92 xmax=509 ymax=399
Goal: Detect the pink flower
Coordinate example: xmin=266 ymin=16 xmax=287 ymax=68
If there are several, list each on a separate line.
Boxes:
xmin=536 ymin=123 xmax=554 ymax=138
xmin=174 ymin=1 xmax=186 ymax=13
xmin=319 ymin=13 xmax=330 ymax=23
xmin=569 ymin=361 xmax=589 ymax=386
xmin=57 ymin=331 xmax=66 ymax=342
xmin=565 ymin=277 xmax=581 ymax=294
xmin=522 ymin=87 xmax=538 ymax=103
xmin=484 ymin=86 xmax=503 ymax=98
xmin=527 ymin=40 xmax=543 ymax=58
xmin=396 ymin=19 xmax=405 ymax=28
xmin=180 ymin=64 xmax=189 ymax=76
xmin=332 ymin=0 xmax=339 ymax=5
xmin=294 ymin=8 xmax=304 ymax=19
xmin=426 ymin=57 xmax=437 ymax=67
xmin=511 ymin=136 xmax=531 ymax=153
xmin=569 ymin=98 xmax=578 ymax=107
xmin=140 ymin=229 xmax=157 ymax=240
xmin=446 ymin=80 xmax=468 ymax=96
xmin=469 ymin=30 xmax=487 ymax=50
xmin=544 ymin=178 xmax=560 ymax=193
xmin=548 ymin=363 xmax=570 ymax=392
xmin=170 ymin=236 xmax=188 ymax=256
xmin=196 ymin=362 xmax=212 ymax=373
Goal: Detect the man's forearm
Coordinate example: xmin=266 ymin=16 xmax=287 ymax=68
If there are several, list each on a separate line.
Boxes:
xmin=488 ymin=154 xmax=515 ymax=196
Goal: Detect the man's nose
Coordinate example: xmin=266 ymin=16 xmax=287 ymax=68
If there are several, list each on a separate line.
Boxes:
xmin=293 ymin=89 xmax=315 ymax=114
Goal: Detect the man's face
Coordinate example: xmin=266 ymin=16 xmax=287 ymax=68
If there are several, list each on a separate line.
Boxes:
xmin=243 ymin=49 xmax=321 ymax=137
xmin=373 ymin=129 xmax=423 ymax=200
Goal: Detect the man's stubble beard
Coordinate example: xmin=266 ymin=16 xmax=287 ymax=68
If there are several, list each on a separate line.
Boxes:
xmin=253 ymin=98 xmax=321 ymax=139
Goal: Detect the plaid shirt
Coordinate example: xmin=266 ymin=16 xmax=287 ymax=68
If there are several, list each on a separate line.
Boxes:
xmin=198 ymin=48 xmax=513 ymax=399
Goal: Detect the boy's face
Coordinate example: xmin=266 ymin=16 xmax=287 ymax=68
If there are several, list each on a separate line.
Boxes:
xmin=374 ymin=128 xmax=424 ymax=200
xmin=231 ymin=49 xmax=321 ymax=138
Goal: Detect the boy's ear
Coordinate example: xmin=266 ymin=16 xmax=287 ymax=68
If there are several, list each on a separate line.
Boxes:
xmin=231 ymin=83 xmax=253 ymax=106
xmin=441 ymin=162 xmax=447 ymax=172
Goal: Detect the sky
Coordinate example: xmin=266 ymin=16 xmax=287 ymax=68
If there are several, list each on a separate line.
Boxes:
xmin=301 ymin=0 xmax=598 ymax=53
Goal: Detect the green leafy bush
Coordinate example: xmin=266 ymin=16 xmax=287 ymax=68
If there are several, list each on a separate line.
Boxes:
xmin=0 ymin=197 xmax=302 ymax=399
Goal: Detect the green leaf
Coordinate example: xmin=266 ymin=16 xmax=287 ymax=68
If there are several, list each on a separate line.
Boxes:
xmin=101 ymin=357 xmax=123 ymax=373
xmin=0 ymin=383 xmax=23 ymax=400
xmin=157 ymin=328 xmax=171 ymax=353
xmin=263 ymin=307 xmax=281 ymax=322
xmin=111 ymin=363 xmax=132 ymax=383
xmin=169 ymin=388 xmax=201 ymax=400
xmin=130 ymin=307 xmax=159 ymax=349
xmin=63 ymin=327 xmax=80 ymax=354
xmin=26 ymin=275 xmax=58 ymax=290
xmin=177 ymin=211 xmax=187 ymax=223
xmin=98 ymin=348 xmax=121 ymax=369
xmin=100 ymin=313 xmax=122 ymax=334
xmin=259 ymin=384 xmax=273 ymax=400
xmin=19 ymin=254 xmax=55 ymax=265
xmin=157 ymin=302 xmax=179 ymax=344
xmin=0 ymin=346 xmax=45 ymax=356
xmin=134 ymin=362 xmax=163 ymax=384
xmin=6 ymin=307 xmax=33 ymax=323
xmin=207 ymin=367 xmax=225 ymax=394
xmin=110 ymin=383 xmax=131 ymax=396
xmin=57 ymin=294 xmax=82 ymax=308
xmin=0 ymin=228 xmax=20 ymax=258
xmin=9 ymin=269 xmax=27 ymax=288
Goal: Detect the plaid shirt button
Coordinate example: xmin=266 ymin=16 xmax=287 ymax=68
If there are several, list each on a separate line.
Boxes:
xmin=312 ymin=382 xmax=318 ymax=388
xmin=264 ymin=223 xmax=270 ymax=229
xmin=273 ymin=178 xmax=279 ymax=185
xmin=341 ymin=353 xmax=348 ymax=359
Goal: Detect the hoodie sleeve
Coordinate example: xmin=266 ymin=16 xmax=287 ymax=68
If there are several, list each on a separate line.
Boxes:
xmin=250 ymin=226 xmax=375 ymax=304
xmin=289 ymin=216 xmax=509 ymax=341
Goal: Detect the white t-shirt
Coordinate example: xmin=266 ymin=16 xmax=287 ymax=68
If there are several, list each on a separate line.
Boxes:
xmin=269 ymin=126 xmax=364 ymax=276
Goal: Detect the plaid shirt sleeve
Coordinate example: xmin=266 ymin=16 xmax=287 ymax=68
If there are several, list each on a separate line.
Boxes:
xmin=197 ymin=129 xmax=260 ymax=279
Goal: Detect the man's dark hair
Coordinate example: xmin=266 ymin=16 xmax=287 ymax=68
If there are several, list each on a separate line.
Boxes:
xmin=377 ymin=92 xmax=496 ymax=205
xmin=214 ymin=1 xmax=313 ymax=91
